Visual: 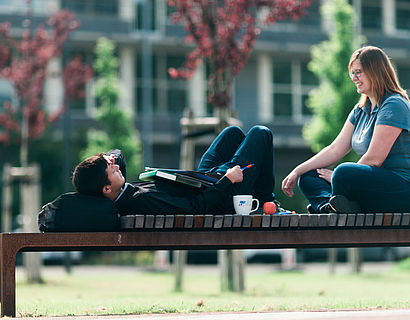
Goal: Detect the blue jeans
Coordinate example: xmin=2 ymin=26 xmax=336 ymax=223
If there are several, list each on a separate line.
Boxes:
xmin=298 ymin=162 xmax=410 ymax=213
xmin=197 ymin=125 xmax=276 ymax=203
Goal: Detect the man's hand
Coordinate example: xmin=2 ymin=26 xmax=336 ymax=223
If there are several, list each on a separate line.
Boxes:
xmin=225 ymin=165 xmax=243 ymax=184
xmin=104 ymin=154 xmax=116 ymax=166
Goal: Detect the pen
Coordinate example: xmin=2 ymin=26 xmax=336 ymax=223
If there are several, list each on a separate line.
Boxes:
xmin=274 ymin=211 xmax=296 ymax=215
xmin=241 ymin=163 xmax=254 ymax=171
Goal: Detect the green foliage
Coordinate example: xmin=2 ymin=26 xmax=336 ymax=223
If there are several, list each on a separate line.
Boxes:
xmin=394 ymin=257 xmax=410 ymax=271
xmin=303 ymin=0 xmax=363 ymax=161
xmin=81 ymin=37 xmax=142 ymax=180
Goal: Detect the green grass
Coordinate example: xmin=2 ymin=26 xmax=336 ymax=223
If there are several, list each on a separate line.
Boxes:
xmin=16 ymin=264 xmax=410 ymax=317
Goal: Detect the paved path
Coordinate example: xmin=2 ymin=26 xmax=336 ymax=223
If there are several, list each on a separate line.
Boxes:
xmin=16 ymin=309 xmax=410 ymax=320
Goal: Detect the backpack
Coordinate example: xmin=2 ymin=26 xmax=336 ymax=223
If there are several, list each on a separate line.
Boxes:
xmin=38 ymin=192 xmax=120 ymax=232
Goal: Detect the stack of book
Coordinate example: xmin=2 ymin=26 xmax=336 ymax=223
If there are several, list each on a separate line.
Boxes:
xmin=138 ymin=168 xmax=222 ymax=188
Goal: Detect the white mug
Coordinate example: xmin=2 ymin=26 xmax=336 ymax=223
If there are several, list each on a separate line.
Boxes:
xmin=233 ymin=195 xmax=259 ymax=215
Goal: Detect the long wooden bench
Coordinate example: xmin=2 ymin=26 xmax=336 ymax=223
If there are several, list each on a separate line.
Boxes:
xmin=1 ymin=212 xmax=410 ymax=317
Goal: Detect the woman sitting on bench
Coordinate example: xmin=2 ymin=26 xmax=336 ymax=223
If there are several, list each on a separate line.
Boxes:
xmin=282 ymin=46 xmax=410 ymax=214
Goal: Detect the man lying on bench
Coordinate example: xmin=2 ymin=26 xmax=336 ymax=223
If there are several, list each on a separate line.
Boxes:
xmin=72 ymin=125 xmax=288 ymax=216
xmin=39 ymin=125 xmax=289 ymax=232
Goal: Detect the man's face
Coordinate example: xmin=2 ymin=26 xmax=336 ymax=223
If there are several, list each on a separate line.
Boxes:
xmin=103 ymin=155 xmax=125 ymax=194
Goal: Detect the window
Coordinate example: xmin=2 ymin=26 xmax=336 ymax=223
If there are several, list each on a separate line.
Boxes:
xmin=294 ymin=0 xmax=321 ymax=28
xmin=396 ymin=0 xmax=410 ymax=31
xmin=361 ymin=0 xmax=382 ymax=31
xmin=0 ymin=0 xmax=47 ymax=15
xmin=271 ymin=60 xmax=317 ymax=121
xmin=272 ymin=61 xmax=292 ymax=118
xmin=61 ymin=0 xmax=118 ymax=17
xmin=135 ymin=53 xmax=188 ymax=116
xmin=135 ymin=0 xmax=157 ymax=30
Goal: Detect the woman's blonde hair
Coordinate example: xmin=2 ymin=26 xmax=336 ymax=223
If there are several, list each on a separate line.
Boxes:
xmin=348 ymin=46 xmax=409 ymax=107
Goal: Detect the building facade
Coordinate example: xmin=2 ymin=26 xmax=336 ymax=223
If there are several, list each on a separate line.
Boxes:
xmin=1 ymin=0 xmax=410 ymax=190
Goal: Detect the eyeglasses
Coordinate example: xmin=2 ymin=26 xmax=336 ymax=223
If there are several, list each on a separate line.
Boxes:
xmin=349 ymin=69 xmax=362 ymax=80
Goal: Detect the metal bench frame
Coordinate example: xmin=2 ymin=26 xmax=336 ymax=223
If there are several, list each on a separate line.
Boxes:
xmin=1 ymin=213 xmax=410 ymax=317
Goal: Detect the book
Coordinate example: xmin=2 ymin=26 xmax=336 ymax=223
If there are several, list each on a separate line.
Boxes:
xmin=144 ymin=167 xmax=221 ymax=182
xmin=139 ymin=169 xmax=203 ymax=188
xmin=139 ymin=168 xmax=222 ymax=188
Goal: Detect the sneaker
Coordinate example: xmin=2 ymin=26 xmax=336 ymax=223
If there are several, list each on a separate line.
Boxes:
xmin=318 ymin=203 xmax=336 ymax=214
xmin=329 ymin=195 xmax=360 ymax=214
xmin=306 ymin=204 xmax=316 ymax=214
xmin=273 ymin=200 xmax=293 ymax=213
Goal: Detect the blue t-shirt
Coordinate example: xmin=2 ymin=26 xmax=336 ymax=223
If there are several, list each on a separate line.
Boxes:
xmin=348 ymin=93 xmax=410 ymax=182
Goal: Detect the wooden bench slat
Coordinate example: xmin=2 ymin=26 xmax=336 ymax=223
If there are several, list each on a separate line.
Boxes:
xmin=165 ymin=215 xmax=174 ymax=228
xmin=383 ymin=213 xmax=393 ymax=226
xmin=223 ymin=215 xmax=233 ymax=228
xmin=328 ymin=214 xmax=338 ymax=227
xmin=337 ymin=214 xmax=347 ymax=227
xmin=203 ymin=215 xmax=213 ymax=228
xmin=144 ymin=215 xmax=155 ymax=229
xmin=261 ymin=215 xmax=271 ymax=228
xmin=120 ymin=215 xmax=135 ymax=229
xmin=271 ymin=215 xmax=280 ymax=228
xmin=374 ymin=213 xmax=384 ymax=226
xmin=299 ymin=214 xmax=309 ymax=227
xmin=252 ymin=215 xmax=262 ymax=228
xmin=402 ymin=213 xmax=410 ymax=226
xmin=290 ymin=214 xmax=299 ymax=228
xmin=174 ymin=215 xmax=185 ymax=228
xmin=346 ymin=214 xmax=356 ymax=227
xmin=308 ymin=214 xmax=319 ymax=227
xmin=280 ymin=215 xmax=291 ymax=228
xmin=213 ymin=215 xmax=224 ymax=228
xmin=184 ymin=215 xmax=194 ymax=228
xmin=194 ymin=215 xmax=204 ymax=228
xmin=232 ymin=215 xmax=242 ymax=228
xmin=135 ymin=215 xmax=145 ymax=228
xmin=318 ymin=214 xmax=328 ymax=227
xmin=242 ymin=215 xmax=252 ymax=228
xmin=392 ymin=213 xmax=402 ymax=226
xmin=154 ymin=215 xmax=165 ymax=229
xmin=365 ymin=214 xmax=374 ymax=227
xmin=355 ymin=214 xmax=365 ymax=227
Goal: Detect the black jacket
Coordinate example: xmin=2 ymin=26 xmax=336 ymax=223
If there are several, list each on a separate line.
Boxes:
xmin=115 ymin=177 xmax=235 ymax=215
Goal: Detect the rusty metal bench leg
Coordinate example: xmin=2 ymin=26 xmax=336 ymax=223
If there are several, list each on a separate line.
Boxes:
xmin=1 ymin=234 xmax=17 ymax=317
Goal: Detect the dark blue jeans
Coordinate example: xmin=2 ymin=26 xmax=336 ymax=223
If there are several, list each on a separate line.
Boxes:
xmin=197 ymin=125 xmax=276 ymax=203
xmin=298 ymin=162 xmax=410 ymax=213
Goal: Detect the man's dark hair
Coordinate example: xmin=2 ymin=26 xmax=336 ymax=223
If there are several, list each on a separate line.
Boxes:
xmin=72 ymin=153 xmax=110 ymax=197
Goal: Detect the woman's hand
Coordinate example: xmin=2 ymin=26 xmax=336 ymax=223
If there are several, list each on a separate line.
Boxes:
xmin=282 ymin=171 xmax=299 ymax=197
xmin=225 ymin=165 xmax=243 ymax=184
xmin=317 ymin=168 xmax=333 ymax=184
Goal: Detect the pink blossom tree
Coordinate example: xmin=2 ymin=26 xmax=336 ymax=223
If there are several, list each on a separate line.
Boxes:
xmin=167 ymin=0 xmax=312 ymax=109
xmin=0 ymin=9 xmax=93 ymax=165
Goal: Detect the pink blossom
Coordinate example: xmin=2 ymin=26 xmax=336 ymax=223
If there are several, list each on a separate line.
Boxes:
xmin=168 ymin=67 xmax=179 ymax=79
xmin=0 ymin=9 xmax=91 ymax=144
xmin=168 ymin=0 xmax=312 ymax=109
